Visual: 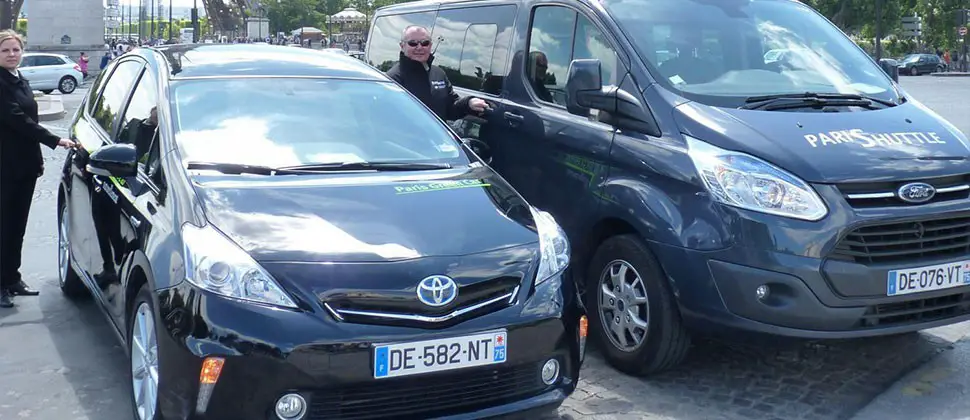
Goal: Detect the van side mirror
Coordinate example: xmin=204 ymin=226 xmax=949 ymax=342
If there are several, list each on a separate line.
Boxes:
xmin=565 ymin=58 xmax=658 ymax=135
xmin=565 ymin=59 xmax=611 ymax=116
xmin=879 ymin=58 xmax=899 ymax=82
xmin=86 ymin=143 xmax=137 ymax=178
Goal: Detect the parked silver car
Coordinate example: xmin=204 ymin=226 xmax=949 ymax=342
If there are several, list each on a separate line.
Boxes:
xmin=19 ymin=53 xmax=83 ymax=94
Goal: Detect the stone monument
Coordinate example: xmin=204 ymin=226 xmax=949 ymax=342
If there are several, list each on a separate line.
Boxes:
xmin=26 ymin=0 xmax=105 ymax=75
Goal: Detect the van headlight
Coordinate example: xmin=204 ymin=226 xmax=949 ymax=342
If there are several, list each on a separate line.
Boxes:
xmin=686 ymin=136 xmax=827 ymax=221
xmin=181 ymin=223 xmax=298 ymax=308
xmin=531 ymin=207 xmax=570 ymax=285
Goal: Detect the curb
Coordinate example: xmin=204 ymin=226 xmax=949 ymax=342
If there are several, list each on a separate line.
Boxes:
xmin=36 ymin=94 xmax=66 ymax=122
xmin=930 ymin=72 xmax=970 ymax=77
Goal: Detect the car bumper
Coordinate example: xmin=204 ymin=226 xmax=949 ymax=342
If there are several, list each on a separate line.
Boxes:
xmin=152 ymin=274 xmax=583 ymax=419
xmin=656 ymin=200 xmax=970 ymax=339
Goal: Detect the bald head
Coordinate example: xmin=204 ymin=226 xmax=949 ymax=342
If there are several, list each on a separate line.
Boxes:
xmin=400 ymin=25 xmax=433 ymax=63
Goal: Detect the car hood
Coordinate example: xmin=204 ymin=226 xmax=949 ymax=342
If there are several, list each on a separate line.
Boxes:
xmin=190 ymin=165 xmax=539 ymax=262
xmin=673 ymin=99 xmax=970 ymax=183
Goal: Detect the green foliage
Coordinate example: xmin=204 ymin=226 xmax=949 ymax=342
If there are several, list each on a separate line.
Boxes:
xmin=802 ymin=0 xmax=968 ymax=53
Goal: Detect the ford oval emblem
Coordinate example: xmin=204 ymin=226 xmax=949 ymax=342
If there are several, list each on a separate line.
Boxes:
xmin=897 ymin=182 xmax=936 ymax=204
xmin=416 ymin=275 xmax=458 ymax=307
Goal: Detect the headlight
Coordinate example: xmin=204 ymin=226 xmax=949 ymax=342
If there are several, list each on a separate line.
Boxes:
xmin=530 ymin=207 xmax=570 ymax=284
xmin=181 ymin=223 xmax=298 ymax=308
xmin=686 ymin=136 xmax=827 ymax=221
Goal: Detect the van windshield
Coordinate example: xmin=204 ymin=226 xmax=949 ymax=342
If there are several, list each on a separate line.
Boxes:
xmin=601 ymin=0 xmax=899 ymax=107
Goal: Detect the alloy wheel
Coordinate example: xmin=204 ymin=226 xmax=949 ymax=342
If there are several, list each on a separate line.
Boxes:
xmin=131 ymin=302 xmax=159 ymax=420
xmin=598 ymin=259 xmax=650 ymax=352
xmin=58 ymin=206 xmax=70 ymax=287
xmin=60 ymin=78 xmax=76 ymax=93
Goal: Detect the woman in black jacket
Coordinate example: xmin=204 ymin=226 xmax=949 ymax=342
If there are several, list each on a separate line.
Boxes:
xmin=0 ymin=30 xmax=77 ymax=308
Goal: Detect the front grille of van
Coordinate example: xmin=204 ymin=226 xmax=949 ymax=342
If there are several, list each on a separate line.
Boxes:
xmin=830 ymin=215 xmax=970 ymax=264
xmin=838 ymin=174 xmax=970 ymax=208
xmin=858 ymin=292 xmax=970 ymax=328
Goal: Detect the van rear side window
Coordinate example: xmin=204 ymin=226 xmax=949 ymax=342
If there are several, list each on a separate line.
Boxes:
xmin=367 ymin=11 xmax=437 ymax=71
xmin=431 ymin=5 xmax=517 ymax=95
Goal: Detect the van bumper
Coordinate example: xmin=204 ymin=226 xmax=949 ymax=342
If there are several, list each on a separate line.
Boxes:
xmin=652 ymin=242 xmax=970 ymax=340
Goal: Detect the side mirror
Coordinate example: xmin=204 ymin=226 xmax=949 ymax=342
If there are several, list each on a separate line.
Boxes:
xmin=86 ymin=143 xmax=137 ymax=178
xmin=879 ymin=58 xmax=899 ymax=82
xmin=461 ymin=138 xmax=492 ymax=165
xmin=565 ymin=59 xmax=612 ymax=116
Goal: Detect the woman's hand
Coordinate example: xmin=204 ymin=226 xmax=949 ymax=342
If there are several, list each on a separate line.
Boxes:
xmin=57 ymin=138 xmax=77 ymax=149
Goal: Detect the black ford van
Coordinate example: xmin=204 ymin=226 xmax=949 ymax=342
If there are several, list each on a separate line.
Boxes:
xmin=367 ymin=0 xmax=970 ymax=376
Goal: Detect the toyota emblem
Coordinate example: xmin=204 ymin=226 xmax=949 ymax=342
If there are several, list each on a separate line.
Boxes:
xmin=416 ymin=275 xmax=458 ymax=307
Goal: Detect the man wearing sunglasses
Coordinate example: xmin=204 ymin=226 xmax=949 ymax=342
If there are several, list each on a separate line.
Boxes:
xmin=387 ymin=25 xmax=491 ymax=122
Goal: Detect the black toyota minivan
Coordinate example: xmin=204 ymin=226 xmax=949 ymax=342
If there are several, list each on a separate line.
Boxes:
xmin=367 ymin=0 xmax=970 ymax=376
xmin=58 ymin=43 xmax=583 ymax=419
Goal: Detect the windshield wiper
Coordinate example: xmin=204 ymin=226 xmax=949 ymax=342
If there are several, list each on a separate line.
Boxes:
xmin=186 ymin=161 xmax=311 ymax=175
xmin=740 ymin=92 xmax=897 ymax=110
xmin=277 ymin=161 xmax=452 ymax=171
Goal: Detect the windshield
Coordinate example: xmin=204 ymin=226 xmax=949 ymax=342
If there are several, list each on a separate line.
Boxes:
xmin=171 ymin=78 xmax=468 ymax=168
xmin=602 ymin=0 xmax=899 ymax=106
xmin=902 ymin=54 xmax=920 ymax=63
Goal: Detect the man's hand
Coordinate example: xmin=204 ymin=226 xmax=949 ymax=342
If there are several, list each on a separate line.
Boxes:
xmin=57 ymin=138 xmax=78 ymax=149
xmin=469 ymin=98 xmax=491 ymax=113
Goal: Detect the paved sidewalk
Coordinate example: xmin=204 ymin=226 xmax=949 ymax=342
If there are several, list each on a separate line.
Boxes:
xmin=851 ymin=324 xmax=970 ymax=420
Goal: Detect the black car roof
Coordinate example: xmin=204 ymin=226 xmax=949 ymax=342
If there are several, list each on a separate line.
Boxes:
xmin=141 ymin=43 xmax=389 ymax=81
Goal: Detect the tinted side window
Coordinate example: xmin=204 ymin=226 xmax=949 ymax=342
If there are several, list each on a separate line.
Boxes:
xmin=116 ymin=69 xmax=158 ymax=165
xmin=36 ymin=56 xmax=65 ymax=66
xmin=20 ymin=56 xmax=35 ymax=67
xmin=86 ymin=60 xmax=116 ymax=113
xmin=92 ymin=61 xmax=143 ymax=135
xmin=368 ymin=11 xmax=437 ymax=71
xmin=528 ymin=6 xmax=577 ymax=106
xmin=431 ymin=5 xmax=517 ymax=94
xmin=573 ymin=15 xmax=621 ymax=86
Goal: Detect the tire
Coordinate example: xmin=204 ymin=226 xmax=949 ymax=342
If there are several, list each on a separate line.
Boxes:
xmin=910 ymin=67 xmax=919 ymax=76
xmin=129 ymin=285 xmax=161 ymax=420
xmin=58 ymin=202 xmax=87 ymax=298
xmin=936 ymin=65 xmax=945 ymax=73
xmin=586 ymin=234 xmax=690 ymax=376
xmin=58 ymin=76 xmax=77 ymax=94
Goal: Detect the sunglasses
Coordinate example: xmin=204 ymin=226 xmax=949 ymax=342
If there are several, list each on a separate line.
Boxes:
xmin=406 ymin=40 xmax=432 ymax=47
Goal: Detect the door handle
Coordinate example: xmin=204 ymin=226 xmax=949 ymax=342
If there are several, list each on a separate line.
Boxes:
xmin=92 ymin=175 xmax=103 ymax=192
xmin=504 ymin=112 xmax=524 ymax=127
xmin=129 ymin=215 xmax=141 ymax=229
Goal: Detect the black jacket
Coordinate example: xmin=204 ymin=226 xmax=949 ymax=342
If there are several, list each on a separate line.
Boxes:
xmin=387 ymin=52 xmax=471 ymax=122
xmin=0 ymin=69 xmax=60 ymax=178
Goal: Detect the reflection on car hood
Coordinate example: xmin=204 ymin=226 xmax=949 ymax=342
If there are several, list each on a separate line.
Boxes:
xmin=674 ymin=99 xmax=970 ymax=183
xmin=190 ymin=166 xmax=538 ymax=262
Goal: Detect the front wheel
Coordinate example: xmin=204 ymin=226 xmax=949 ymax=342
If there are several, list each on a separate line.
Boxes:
xmin=910 ymin=67 xmax=919 ymax=76
xmin=58 ymin=76 xmax=77 ymax=94
xmin=586 ymin=235 xmax=690 ymax=376
xmin=58 ymin=202 xmax=86 ymax=298
xmin=129 ymin=286 xmax=161 ymax=420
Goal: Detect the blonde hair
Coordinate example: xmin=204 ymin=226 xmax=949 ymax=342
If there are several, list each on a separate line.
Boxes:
xmin=0 ymin=30 xmax=24 ymax=49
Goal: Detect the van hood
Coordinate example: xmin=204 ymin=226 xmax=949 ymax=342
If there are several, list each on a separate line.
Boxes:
xmin=673 ymin=99 xmax=970 ymax=183
xmin=190 ymin=166 xmax=539 ymax=263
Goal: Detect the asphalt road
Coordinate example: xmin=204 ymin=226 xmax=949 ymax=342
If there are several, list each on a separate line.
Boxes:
xmin=2 ymin=76 xmax=970 ymax=420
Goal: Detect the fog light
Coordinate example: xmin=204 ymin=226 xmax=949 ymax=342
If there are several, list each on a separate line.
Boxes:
xmin=541 ymin=359 xmax=560 ymax=385
xmin=275 ymin=393 xmax=307 ymax=420
xmin=756 ymin=284 xmax=769 ymax=300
